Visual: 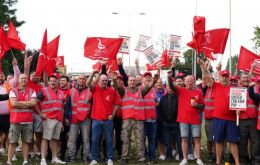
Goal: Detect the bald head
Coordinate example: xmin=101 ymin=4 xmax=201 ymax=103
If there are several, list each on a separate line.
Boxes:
xmin=184 ymin=75 xmax=195 ymax=90
xmin=99 ymin=74 xmax=108 ymax=89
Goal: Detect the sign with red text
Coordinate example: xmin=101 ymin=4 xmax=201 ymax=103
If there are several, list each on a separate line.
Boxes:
xmin=229 ymin=87 xmax=247 ymax=111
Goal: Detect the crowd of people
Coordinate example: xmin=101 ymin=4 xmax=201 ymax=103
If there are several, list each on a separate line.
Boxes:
xmin=0 ymin=53 xmax=259 ymax=165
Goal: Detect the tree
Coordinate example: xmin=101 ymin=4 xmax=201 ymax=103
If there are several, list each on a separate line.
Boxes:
xmin=0 ymin=0 xmax=25 ymax=75
xmin=252 ymin=26 xmax=260 ymax=54
xmin=226 ymin=55 xmax=238 ymax=75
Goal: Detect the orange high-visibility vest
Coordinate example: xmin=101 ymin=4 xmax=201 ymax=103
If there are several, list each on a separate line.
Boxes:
xmin=70 ymin=88 xmax=92 ymax=124
xmin=143 ymin=87 xmax=157 ymax=120
xmin=10 ymin=87 xmax=34 ymax=123
xmin=41 ymin=87 xmax=64 ymax=122
xmin=121 ymin=88 xmax=145 ymax=120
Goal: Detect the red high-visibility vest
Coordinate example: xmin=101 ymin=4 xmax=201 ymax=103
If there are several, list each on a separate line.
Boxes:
xmin=121 ymin=87 xmax=145 ymax=120
xmin=41 ymin=87 xmax=64 ymax=122
xmin=204 ymin=87 xmax=214 ymax=119
xmin=10 ymin=87 xmax=34 ymax=123
xmin=70 ymin=88 xmax=92 ymax=124
xmin=143 ymin=87 xmax=157 ymax=120
xmin=116 ymin=91 xmax=122 ymax=118
xmin=240 ymin=92 xmax=257 ymax=119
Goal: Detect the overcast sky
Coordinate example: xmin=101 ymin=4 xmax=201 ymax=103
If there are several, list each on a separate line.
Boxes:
xmin=15 ymin=0 xmax=260 ymax=73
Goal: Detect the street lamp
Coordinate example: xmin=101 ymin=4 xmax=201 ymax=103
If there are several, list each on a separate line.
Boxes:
xmin=112 ymin=12 xmax=146 ymax=74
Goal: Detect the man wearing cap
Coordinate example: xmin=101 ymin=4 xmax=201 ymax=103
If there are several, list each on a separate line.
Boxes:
xmin=113 ymin=72 xmax=158 ymax=165
xmin=167 ymin=73 xmax=205 ymax=165
xmin=66 ymin=74 xmax=92 ymax=162
xmin=199 ymin=59 xmax=240 ymax=165
xmin=229 ymin=76 xmax=239 ymax=87
xmin=0 ymin=58 xmax=20 ymax=155
xmin=6 ymin=74 xmax=42 ymax=165
xmin=87 ymin=70 xmax=119 ymax=165
xmin=237 ymin=72 xmax=260 ymax=165
xmin=37 ymin=75 xmax=66 ymax=165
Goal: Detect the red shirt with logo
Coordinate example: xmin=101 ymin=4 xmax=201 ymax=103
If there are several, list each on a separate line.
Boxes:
xmin=91 ymin=85 xmax=119 ymax=120
xmin=212 ymin=82 xmax=236 ymax=121
xmin=176 ymin=87 xmax=204 ymax=125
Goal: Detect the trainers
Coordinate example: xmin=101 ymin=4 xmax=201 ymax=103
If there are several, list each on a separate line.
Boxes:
xmin=40 ymin=159 xmax=48 ymax=165
xmin=5 ymin=162 xmax=12 ymax=165
xmin=15 ymin=146 xmax=22 ymax=152
xmin=179 ymin=159 xmax=188 ymax=165
xmin=0 ymin=148 xmax=6 ymax=154
xmin=51 ymin=157 xmax=66 ymax=164
xmin=12 ymin=154 xmax=17 ymax=161
xmin=196 ymin=158 xmax=204 ymax=165
xmin=90 ymin=160 xmax=98 ymax=165
xmin=23 ymin=160 xmax=30 ymax=165
xmin=138 ymin=157 xmax=146 ymax=162
xmin=158 ymin=155 xmax=166 ymax=160
xmin=107 ymin=159 xmax=113 ymax=165
xmin=187 ymin=154 xmax=194 ymax=160
xmin=172 ymin=150 xmax=177 ymax=156
xmin=175 ymin=154 xmax=179 ymax=161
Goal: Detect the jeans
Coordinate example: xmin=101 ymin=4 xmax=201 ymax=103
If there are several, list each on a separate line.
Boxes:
xmin=163 ymin=122 xmax=183 ymax=160
xmin=144 ymin=121 xmax=157 ymax=161
xmin=91 ymin=119 xmax=114 ymax=161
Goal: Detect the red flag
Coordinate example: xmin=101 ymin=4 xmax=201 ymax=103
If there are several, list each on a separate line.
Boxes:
xmin=107 ymin=59 xmax=118 ymax=73
xmin=46 ymin=35 xmax=60 ymax=76
xmin=84 ymin=37 xmax=123 ymax=60
xmin=161 ymin=50 xmax=170 ymax=67
xmin=146 ymin=64 xmax=157 ymax=71
xmin=7 ymin=20 xmax=26 ymax=50
xmin=201 ymin=28 xmax=230 ymax=54
xmin=92 ymin=61 xmax=102 ymax=71
xmin=237 ymin=46 xmax=260 ymax=75
xmin=0 ymin=26 xmax=11 ymax=60
xmin=36 ymin=29 xmax=48 ymax=76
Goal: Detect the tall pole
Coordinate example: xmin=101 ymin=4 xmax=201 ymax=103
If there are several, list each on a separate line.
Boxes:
xmin=229 ymin=0 xmax=232 ymax=73
xmin=128 ymin=15 xmax=131 ymax=75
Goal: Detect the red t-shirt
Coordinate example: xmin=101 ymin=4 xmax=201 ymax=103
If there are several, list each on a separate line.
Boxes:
xmin=91 ymin=85 xmax=119 ymax=120
xmin=212 ymin=82 xmax=236 ymax=121
xmin=176 ymin=87 xmax=204 ymax=125
xmin=27 ymin=80 xmax=42 ymax=94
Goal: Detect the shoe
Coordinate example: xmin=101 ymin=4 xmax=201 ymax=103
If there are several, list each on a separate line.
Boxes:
xmin=12 ymin=154 xmax=17 ymax=161
xmin=23 ymin=160 xmax=30 ymax=165
xmin=187 ymin=154 xmax=194 ymax=160
xmin=90 ymin=160 xmax=98 ymax=165
xmin=179 ymin=159 xmax=188 ymax=165
xmin=15 ymin=146 xmax=22 ymax=152
xmin=172 ymin=150 xmax=177 ymax=156
xmin=196 ymin=158 xmax=204 ymax=165
xmin=175 ymin=154 xmax=179 ymax=161
xmin=0 ymin=148 xmax=6 ymax=154
xmin=5 ymin=162 xmax=12 ymax=165
xmin=158 ymin=155 xmax=166 ymax=160
xmin=107 ymin=159 xmax=113 ymax=165
xmin=138 ymin=157 xmax=146 ymax=162
xmin=40 ymin=159 xmax=48 ymax=165
xmin=51 ymin=157 xmax=66 ymax=164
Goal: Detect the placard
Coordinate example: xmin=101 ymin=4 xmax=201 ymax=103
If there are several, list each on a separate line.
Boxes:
xmin=229 ymin=87 xmax=247 ymax=111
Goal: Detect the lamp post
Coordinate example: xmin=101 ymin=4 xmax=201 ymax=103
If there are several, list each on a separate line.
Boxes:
xmin=112 ymin=12 xmax=146 ymax=74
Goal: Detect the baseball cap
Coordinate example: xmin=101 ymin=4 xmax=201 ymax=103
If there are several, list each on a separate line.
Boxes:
xmin=220 ymin=70 xmax=230 ymax=76
xmin=143 ymin=71 xmax=152 ymax=77
xmin=229 ymin=75 xmax=239 ymax=81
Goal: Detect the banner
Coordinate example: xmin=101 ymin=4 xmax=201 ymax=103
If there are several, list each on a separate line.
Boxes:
xmin=135 ymin=35 xmax=151 ymax=52
xmin=118 ymin=35 xmax=130 ymax=54
xmin=169 ymin=35 xmax=181 ymax=57
xmin=143 ymin=46 xmax=161 ymax=65
xmin=229 ymin=87 xmax=247 ymax=111
xmin=56 ymin=56 xmax=64 ymax=66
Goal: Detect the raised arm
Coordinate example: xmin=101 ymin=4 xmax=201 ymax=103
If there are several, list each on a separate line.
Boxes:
xmin=198 ymin=58 xmax=213 ymax=87
xmin=135 ymin=58 xmax=141 ymax=75
xmin=87 ymin=70 xmax=99 ymax=91
xmin=141 ymin=75 xmax=159 ymax=97
xmin=9 ymin=57 xmax=20 ymax=88
xmin=112 ymin=73 xmax=125 ymax=97
xmin=118 ymin=57 xmax=128 ymax=87
xmin=167 ymin=71 xmax=177 ymax=93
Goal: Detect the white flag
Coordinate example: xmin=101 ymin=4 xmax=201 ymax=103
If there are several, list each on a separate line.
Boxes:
xmin=135 ymin=35 xmax=152 ymax=52
xmin=118 ymin=35 xmax=130 ymax=54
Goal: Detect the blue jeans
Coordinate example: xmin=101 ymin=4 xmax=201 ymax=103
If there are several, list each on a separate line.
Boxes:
xmin=144 ymin=121 xmax=157 ymax=161
xmin=163 ymin=122 xmax=183 ymax=160
xmin=91 ymin=119 xmax=114 ymax=161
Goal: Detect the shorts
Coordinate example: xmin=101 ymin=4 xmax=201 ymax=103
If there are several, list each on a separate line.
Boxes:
xmin=0 ymin=115 xmax=10 ymax=134
xmin=205 ymin=119 xmax=213 ymax=142
xmin=33 ymin=113 xmax=43 ymax=133
xmin=213 ymin=118 xmax=240 ymax=143
xmin=179 ymin=123 xmax=201 ymax=138
xmin=8 ymin=123 xmax=33 ymax=143
xmin=43 ymin=119 xmax=62 ymax=140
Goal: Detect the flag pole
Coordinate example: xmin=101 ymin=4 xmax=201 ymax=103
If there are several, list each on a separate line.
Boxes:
xmin=229 ymin=0 xmax=232 ymax=73
xmin=10 ymin=49 xmax=15 ymax=59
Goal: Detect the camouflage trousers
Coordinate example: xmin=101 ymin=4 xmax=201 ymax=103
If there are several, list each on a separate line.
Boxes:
xmin=121 ymin=119 xmax=145 ymax=160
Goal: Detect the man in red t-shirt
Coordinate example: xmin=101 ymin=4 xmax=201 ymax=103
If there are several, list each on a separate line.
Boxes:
xmin=199 ymin=59 xmax=240 ymax=165
xmin=168 ymin=73 xmax=205 ymax=165
xmin=87 ymin=70 xmax=119 ymax=165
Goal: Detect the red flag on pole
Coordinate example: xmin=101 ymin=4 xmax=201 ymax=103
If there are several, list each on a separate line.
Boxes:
xmin=46 ymin=35 xmax=60 ymax=76
xmin=36 ymin=29 xmax=48 ymax=76
xmin=161 ymin=50 xmax=170 ymax=67
xmin=7 ymin=20 xmax=26 ymax=50
xmin=84 ymin=37 xmax=123 ymax=60
xmin=0 ymin=26 xmax=11 ymax=60
xmin=237 ymin=46 xmax=260 ymax=75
